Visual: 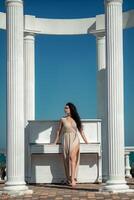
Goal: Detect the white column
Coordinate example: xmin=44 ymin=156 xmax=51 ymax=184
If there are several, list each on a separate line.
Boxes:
xmin=24 ymin=32 xmax=35 ymax=183
xmin=4 ymin=0 xmax=29 ymax=192
xmin=24 ymin=32 xmax=35 ymax=125
xmin=125 ymin=152 xmax=132 ymax=178
xmin=103 ymin=0 xmax=129 ymax=192
xmin=96 ymin=32 xmax=108 ymax=182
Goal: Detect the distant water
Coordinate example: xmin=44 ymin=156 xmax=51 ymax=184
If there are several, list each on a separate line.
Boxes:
xmin=0 ymin=153 xmax=6 ymax=166
xmin=130 ymin=152 xmax=134 ymax=167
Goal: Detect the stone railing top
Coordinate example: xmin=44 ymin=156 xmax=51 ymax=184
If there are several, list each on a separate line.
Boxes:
xmin=125 ymin=146 xmax=134 ymax=153
xmin=28 ymin=119 xmax=102 ymax=122
xmin=30 ymin=143 xmax=101 ymax=155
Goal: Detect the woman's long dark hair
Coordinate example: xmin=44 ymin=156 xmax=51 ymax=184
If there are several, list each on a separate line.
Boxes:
xmin=66 ymin=102 xmax=82 ymax=132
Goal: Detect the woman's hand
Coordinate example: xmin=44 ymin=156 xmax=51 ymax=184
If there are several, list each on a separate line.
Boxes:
xmin=79 ymin=129 xmax=89 ymax=144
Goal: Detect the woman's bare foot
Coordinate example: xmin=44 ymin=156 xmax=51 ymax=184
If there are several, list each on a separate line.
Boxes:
xmin=74 ymin=178 xmax=77 ymax=184
xmin=71 ymin=179 xmax=77 ymax=187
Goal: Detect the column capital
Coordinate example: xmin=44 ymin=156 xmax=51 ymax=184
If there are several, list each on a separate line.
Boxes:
xmin=105 ymin=0 xmax=123 ymax=4
xmin=24 ymin=32 xmax=35 ymax=41
xmin=89 ymin=30 xmax=105 ymax=39
xmin=6 ymin=0 xmax=23 ymax=5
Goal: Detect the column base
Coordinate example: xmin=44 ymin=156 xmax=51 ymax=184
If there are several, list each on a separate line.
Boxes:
xmin=101 ymin=179 xmax=132 ymax=193
xmin=0 ymin=183 xmax=33 ymax=196
xmin=4 ymin=185 xmax=28 ymax=191
xmin=0 ymin=181 xmax=33 ymax=196
xmin=0 ymin=189 xmax=33 ymax=197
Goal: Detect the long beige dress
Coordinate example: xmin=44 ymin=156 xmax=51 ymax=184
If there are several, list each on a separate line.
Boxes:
xmin=61 ymin=117 xmax=80 ymax=182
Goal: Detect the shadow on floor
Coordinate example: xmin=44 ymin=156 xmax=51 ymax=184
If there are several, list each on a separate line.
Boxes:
xmin=29 ymin=183 xmax=100 ymax=192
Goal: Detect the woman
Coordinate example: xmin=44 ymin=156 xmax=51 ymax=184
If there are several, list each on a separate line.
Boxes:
xmin=53 ymin=102 xmax=88 ymax=187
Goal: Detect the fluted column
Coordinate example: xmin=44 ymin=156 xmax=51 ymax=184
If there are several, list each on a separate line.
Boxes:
xmin=125 ymin=152 xmax=132 ymax=178
xmin=103 ymin=0 xmax=129 ymax=191
xmin=24 ymin=32 xmax=35 ymax=183
xmin=24 ymin=32 xmax=35 ymax=125
xmin=96 ymin=32 xmax=108 ymax=182
xmin=4 ymin=0 xmax=28 ymax=192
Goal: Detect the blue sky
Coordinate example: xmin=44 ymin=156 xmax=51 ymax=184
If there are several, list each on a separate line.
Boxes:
xmin=0 ymin=0 xmax=134 ymax=149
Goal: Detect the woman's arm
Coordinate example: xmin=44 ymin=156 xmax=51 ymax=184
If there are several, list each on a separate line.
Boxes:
xmin=79 ymin=128 xmax=88 ymax=144
xmin=53 ymin=119 xmax=63 ymax=144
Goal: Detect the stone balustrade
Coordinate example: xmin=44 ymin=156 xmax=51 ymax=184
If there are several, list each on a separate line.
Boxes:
xmin=25 ymin=119 xmax=102 ymax=183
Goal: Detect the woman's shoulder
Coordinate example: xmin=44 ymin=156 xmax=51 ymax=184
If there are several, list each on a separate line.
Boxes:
xmin=60 ymin=116 xmax=67 ymax=122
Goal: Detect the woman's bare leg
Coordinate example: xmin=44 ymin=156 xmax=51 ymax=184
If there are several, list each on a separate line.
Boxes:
xmin=70 ymin=145 xmax=79 ymax=186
